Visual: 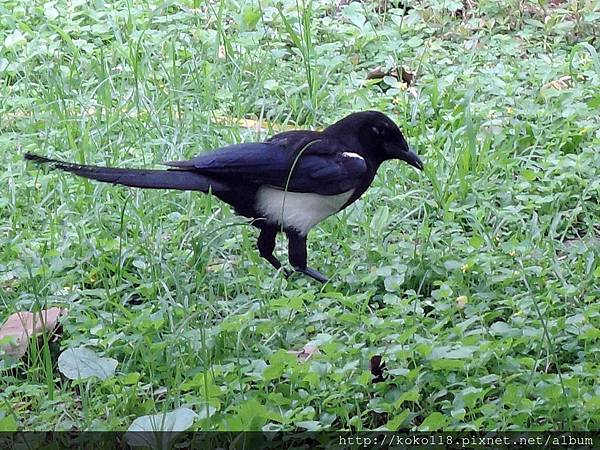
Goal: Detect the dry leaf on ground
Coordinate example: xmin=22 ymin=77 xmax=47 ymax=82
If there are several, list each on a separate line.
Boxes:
xmin=0 ymin=307 xmax=65 ymax=358
xmin=288 ymin=343 xmax=321 ymax=362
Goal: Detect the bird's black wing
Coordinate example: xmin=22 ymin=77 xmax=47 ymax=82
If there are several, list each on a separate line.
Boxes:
xmin=164 ymin=139 xmax=367 ymax=195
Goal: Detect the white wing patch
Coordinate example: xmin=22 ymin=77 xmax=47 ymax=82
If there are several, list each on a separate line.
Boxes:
xmin=342 ymin=152 xmax=364 ymax=160
xmin=255 ymin=187 xmax=354 ymax=236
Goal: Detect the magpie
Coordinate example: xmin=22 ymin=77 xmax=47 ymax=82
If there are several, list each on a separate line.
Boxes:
xmin=24 ymin=111 xmax=423 ymax=283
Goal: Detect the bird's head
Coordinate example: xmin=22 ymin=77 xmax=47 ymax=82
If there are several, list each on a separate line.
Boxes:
xmin=326 ymin=111 xmax=423 ymax=170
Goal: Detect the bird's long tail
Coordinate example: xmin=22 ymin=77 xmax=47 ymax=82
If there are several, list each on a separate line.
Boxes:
xmin=24 ymin=153 xmax=227 ymax=192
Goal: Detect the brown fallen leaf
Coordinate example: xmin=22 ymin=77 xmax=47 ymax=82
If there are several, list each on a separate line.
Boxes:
xmin=543 ymin=75 xmax=572 ymax=91
xmin=0 ymin=307 xmax=66 ymax=358
xmin=365 ymin=66 xmax=415 ymax=86
xmin=288 ymin=343 xmax=321 ymax=362
xmin=366 ymin=66 xmax=386 ymax=80
xmin=400 ymin=67 xmax=414 ymax=86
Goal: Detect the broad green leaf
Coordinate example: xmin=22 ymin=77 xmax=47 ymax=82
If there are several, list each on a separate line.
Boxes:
xmin=58 ymin=347 xmax=117 ymax=380
xmin=418 ymin=412 xmax=449 ymax=431
xmin=4 ymin=30 xmax=26 ymax=48
xmin=242 ymin=7 xmax=261 ymax=30
xmin=0 ymin=413 xmax=17 ymax=432
xmin=295 ymin=420 xmax=321 ymax=431
xmin=381 ymin=409 xmax=410 ymax=430
xmin=125 ymin=408 xmax=197 ymax=449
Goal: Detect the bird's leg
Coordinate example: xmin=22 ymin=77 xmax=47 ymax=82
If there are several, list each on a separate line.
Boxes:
xmin=286 ymin=231 xmax=329 ymax=283
xmin=257 ymin=227 xmax=289 ymax=275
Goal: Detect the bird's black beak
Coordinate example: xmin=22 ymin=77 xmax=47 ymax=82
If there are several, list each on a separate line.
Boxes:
xmin=402 ymin=148 xmax=424 ymax=171
xmin=385 ymin=143 xmax=424 ymax=170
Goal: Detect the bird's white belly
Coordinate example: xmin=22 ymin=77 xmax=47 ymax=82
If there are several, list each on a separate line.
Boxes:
xmin=255 ymin=186 xmax=354 ymax=236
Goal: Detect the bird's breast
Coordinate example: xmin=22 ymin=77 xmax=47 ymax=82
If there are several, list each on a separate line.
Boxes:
xmin=255 ymin=186 xmax=354 ymax=236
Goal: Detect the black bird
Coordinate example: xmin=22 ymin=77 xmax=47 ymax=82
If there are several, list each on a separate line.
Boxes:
xmin=24 ymin=111 xmax=423 ymax=283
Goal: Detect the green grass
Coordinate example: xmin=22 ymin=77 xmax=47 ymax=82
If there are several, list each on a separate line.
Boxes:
xmin=1 ymin=0 xmax=599 ymax=431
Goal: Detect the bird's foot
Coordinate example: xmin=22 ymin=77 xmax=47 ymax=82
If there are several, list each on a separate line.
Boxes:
xmin=292 ymin=266 xmax=329 ymax=284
